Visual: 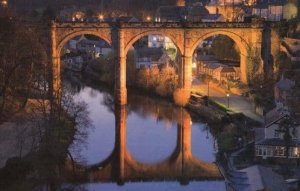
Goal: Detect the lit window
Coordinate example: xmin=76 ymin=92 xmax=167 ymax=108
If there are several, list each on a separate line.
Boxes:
xmin=293 ymin=147 xmax=299 ymax=157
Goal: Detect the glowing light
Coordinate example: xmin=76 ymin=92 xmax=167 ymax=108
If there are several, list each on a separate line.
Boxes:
xmin=99 ymin=14 xmax=104 ymax=21
xmin=192 ymin=62 xmax=197 ymax=68
xmin=1 ymin=0 xmax=7 ymax=7
xmin=146 ymin=16 xmax=151 ymax=22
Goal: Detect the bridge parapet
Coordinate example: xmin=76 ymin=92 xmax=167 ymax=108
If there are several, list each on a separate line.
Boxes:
xmin=53 ymin=21 xmax=111 ymax=28
xmin=53 ymin=21 xmax=265 ymax=29
xmin=184 ymin=21 xmax=264 ymax=28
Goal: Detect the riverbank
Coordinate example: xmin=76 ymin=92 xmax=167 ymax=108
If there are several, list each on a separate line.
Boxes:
xmin=0 ymin=96 xmax=82 ymax=190
xmin=0 ymin=99 xmax=48 ymax=168
xmin=187 ymin=95 xmax=261 ymax=152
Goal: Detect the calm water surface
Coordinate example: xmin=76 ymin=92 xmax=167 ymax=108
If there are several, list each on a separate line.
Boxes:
xmin=69 ymin=84 xmax=225 ymax=191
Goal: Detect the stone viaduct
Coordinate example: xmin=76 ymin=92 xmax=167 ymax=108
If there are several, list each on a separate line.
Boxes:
xmin=51 ymin=21 xmax=280 ymax=105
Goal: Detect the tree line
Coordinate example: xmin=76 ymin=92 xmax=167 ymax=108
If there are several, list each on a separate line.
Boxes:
xmin=0 ymin=16 xmax=92 ymax=190
xmin=0 ymin=17 xmax=49 ymax=119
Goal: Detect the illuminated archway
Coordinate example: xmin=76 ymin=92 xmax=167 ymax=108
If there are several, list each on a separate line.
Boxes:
xmin=191 ymin=30 xmax=250 ymax=83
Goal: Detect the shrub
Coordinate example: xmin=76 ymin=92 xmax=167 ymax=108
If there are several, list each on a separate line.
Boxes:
xmin=173 ymin=88 xmax=190 ymax=106
xmin=156 ymin=84 xmax=168 ymax=97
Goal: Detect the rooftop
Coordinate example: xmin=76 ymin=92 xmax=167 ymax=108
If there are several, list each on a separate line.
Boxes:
xmin=229 ymin=165 xmax=288 ymax=191
xmin=276 ymin=78 xmax=295 ymax=91
xmin=202 ymin=14 xmax=223 ymax=21
xmin=253 ymin=0 xmax=287 ymax=8
xmin=256 ymin=138 xmax=300 ymax=147
xmin=156 ymin=6 xmax=187 ymax=21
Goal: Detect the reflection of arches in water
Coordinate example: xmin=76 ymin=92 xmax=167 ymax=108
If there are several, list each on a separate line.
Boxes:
xmin=86 ymin=106 xmax=222 ymax=184
xmin=72 ymin=87 xmax=116 ymax=165
xmin=191 ymin=123 xmax=216 ymax=163
xmin=125 ymin=115 xmax=178 ymax=164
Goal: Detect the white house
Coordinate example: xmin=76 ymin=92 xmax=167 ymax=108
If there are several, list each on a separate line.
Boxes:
xmin=135 ymin=48 xmax=172 ymax=69
xmin=148 ymin=35 xmax=176 ymax=50
xmin=255 ymin=106 xmax=300 ymax=160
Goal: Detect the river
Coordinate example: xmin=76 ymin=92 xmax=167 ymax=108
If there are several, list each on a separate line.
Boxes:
xmin=64 ymin=76 xmax=226 ymax=191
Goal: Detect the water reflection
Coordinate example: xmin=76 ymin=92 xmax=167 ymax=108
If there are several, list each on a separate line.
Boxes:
xmin=63 ymin=75 xmax=224 ymax=189
xmin=67 ymin=105 xmax=222 ymax=185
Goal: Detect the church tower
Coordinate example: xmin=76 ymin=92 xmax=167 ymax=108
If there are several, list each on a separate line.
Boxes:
xmin=176 ymin=0 xmax=186 ymax=6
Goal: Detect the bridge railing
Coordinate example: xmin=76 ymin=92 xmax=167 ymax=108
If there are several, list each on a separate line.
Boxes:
xmin=53 ymin=20 xmax=265 ymax=29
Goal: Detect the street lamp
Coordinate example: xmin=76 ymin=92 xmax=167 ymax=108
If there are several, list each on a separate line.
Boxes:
xmin=207 ymin=79 xmax=210 ymax=98
xmin=99 ymin=14 xmax=104 ymax=21
xmin=227 ymin=93 xmax=230 ymax=108
xmin=146 ymin=16 xmax=151 ymax=22
xmin=0 ymin=0 xmax=7 ymax=7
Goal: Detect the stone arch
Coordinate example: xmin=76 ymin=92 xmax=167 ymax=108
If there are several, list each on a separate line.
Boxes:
xmin=191 ymin=30 xmax=251 ymax=83
xmin=124 ymin=30 xmax=183 ymax=56
xmin=57 ymin=30 xmax=112 ymax=56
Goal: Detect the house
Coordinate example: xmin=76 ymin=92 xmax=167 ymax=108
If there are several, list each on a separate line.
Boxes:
xmin=201 ymin=14 xmax=226 ymax=22
xmin=255 ymin=70 xmax=300 ymax=161
xmin=256 ymin=138 xmax=300 ymax=159
xmin=148 ymin=35 xmax=165 ymax=48
xmin=197 ymin=55 xmax=239 ymax=81
xmin=148 ymin=35 xmax=176 ymax=50
xmin=217 ymin=0 xmax=244 ymax=5
xmin=280 ymin=38 xmax=300 ymax=62
xmin=274 ymin=77 xmax=295 ymax=107
xmin=58 ymin=6 xmax=86 ymax=21
xmin=64 ymin=36 xmax=83 ymax=52
xmin=252 ymin=0 xmax=287 ymax=21
xmin=205 ymin=3 xmax=245 ymax=22
xmin=62 ymin=54 xmax=84 ymax=72
xmin=186 ymin=2 xmax=209 ymax=22
xmin=252 ymin=0 xmax=269 ymax=19
xmin=197 ymin=55 xmax=219 ymax=74
xmin=135 ymin=48 xmax=173 ymax=69
xmin=135 ymin=48 xmax=163 ymax=69
xmin=254 ymin=106 xmax=300 ymax=160
xmin=268 ymin=0 xmax=286 ymax=21
xmin=155 ymin=6 xmax=187 ymax=22
xmin=113 ymin=16 xmax=139 ymax=22
xmin=213 ymin=66 xmax=237 ymax=82
xmin=76 ymin=36 xmax=112 ymax=59
xmin=227 ymin=165 xmax=288 ymax=191
xmin=286 ymin=71 xmax=300 ymax=118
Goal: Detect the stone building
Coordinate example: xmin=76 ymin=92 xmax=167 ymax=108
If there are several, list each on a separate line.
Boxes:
xmin=252 ymin=0 xmax=288 ymax=21
xmin=205 ymin=3 xmax=245 ymax=21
